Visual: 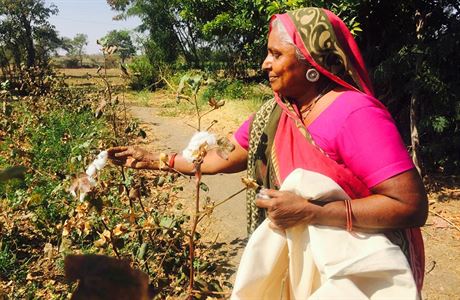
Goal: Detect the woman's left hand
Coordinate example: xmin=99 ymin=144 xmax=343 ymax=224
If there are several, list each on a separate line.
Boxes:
xmin=255 ymin=189 xmax=316 ymax=230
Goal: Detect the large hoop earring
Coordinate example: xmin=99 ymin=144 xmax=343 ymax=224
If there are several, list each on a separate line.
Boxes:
xmin=306 ymin=68 xmax=320 ymax=82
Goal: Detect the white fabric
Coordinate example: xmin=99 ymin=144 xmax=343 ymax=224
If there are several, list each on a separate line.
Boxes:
xmin=232 ymin=168 xmax=418 ymax=300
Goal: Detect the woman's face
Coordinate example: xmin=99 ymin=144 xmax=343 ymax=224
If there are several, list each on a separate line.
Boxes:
xmin=262 ymin=26 xmax=308 ymax=100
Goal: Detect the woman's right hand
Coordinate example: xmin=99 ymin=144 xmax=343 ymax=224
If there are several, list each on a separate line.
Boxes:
xmin=107 ymin=146 xmax=159 ymax=169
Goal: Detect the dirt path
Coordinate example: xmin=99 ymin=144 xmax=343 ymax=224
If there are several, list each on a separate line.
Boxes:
xmin=127 ymin=104 xmax=248 ymax=267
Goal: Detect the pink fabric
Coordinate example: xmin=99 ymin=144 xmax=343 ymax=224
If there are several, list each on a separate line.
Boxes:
xmin=234 ymin=114 xmax=253 ymax=150
xmin=273 ymin=108 xmax=371 ymax=200
xmin=234 ymin=91 xmax=414 ymax=188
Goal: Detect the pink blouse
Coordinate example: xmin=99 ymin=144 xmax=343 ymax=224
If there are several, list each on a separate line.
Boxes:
xmin=234 ymin=91 xmax=414 ymax=188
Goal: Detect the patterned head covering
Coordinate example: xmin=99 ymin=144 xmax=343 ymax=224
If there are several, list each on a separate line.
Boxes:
xmin=271 ymin=7 xmax=374 ymax=96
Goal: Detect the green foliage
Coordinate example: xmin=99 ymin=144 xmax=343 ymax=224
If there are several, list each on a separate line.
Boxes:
xmin=0 ymin=0 xmax=60 ymax=71
xmin=100 ymin=30 xmax=137 ymax=63
xmin=127 ymin=55 xmax=162 ymax=90
xmin=63 ymin=33 xmax=89 ymax=67
xmin=0 ymin=240 xmax=17 ymax=279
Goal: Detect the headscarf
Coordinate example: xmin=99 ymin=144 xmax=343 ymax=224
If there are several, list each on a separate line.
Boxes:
xmin=271 ymin=7 xmax=374 ymax=96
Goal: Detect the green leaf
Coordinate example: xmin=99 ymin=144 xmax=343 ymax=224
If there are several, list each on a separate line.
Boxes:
xmin=177 ymin=74 xmax=190 ymax=95
xmin=138 ymin=129 xmax=147 ymax=139
xmin=0 ymin=166 xmax=27 ymax=182
xmin=199 ymin=182 xmax=209 ymax=192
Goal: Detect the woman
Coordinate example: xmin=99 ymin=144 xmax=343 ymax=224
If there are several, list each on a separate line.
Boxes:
xmin=108 ymin=7 xmax=427 ymax=294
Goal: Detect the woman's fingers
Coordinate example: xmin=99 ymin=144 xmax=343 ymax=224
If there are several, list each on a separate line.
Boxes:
xmin=107 ymin=146 xmax=128 ymax=155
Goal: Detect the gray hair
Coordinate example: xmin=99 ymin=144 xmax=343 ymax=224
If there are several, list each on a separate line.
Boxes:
xmin=271 ymin=18 xmax=307 ymax=64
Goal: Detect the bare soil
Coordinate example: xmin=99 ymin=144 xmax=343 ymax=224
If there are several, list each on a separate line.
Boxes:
xmin=127 ymin=90 xmax=460 ymax=299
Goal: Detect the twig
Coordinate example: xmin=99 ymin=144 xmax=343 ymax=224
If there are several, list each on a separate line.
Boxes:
xmin=430 ymin=211 xmax=460 ymax=232
xmin=197 ymin=187 xmax=246 ymax=223
xmin=100 ymin=218 xmax=121 ymax=259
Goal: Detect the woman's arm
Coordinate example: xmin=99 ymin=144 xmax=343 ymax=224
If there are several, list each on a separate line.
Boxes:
xmin=107 ymin=135 xmax=248 ymax=175
xmin=256 ymin=168 xmax=428 ymax=232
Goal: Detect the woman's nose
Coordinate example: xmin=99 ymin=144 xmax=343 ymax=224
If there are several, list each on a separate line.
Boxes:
xmin=262 ymin=55 xmax=272 ymax=72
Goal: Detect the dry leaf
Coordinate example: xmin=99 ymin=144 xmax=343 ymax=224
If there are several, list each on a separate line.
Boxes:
xmin=95 ymin=99 xmax=107 ymax=118
xmin=113 ymin=223 xmax=127 ymax=237
xmin=68 ymin=173 xmax=94 ymax=199
xmin=216 ymin=136 xmax=235 ymax=160
xmin=208 ymin=98 xmax=225 ymax=109
xmin=128 ymin=187 xmax=140 ymax=200
xmin=159 ymin=153 xmax=168 ymax=169
xmin=124 ymin=210 xmax=138 ymax=224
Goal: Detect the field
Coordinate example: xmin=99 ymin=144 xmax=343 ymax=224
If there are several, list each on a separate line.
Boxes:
xmin=1 ymin=67 xmax=459 ymax=299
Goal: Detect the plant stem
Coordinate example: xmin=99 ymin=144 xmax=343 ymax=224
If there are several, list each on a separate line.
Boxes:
xmin=188 ymin=163 xmax=201 ymax=298
xmin=101 ymin=218 xmax=121 ymax=259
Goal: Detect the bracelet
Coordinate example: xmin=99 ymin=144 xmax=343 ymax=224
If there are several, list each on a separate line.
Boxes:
xmin=168 ymin=152 xmax=178 ymax=170
xmin=345 ymin=199 xmax=353 ymax=232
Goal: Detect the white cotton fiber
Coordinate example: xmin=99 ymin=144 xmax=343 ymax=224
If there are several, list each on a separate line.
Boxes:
xmin=85 ymin=163 xmax=97 ymax=177
xmin=182 ymin=131 xmax=217 ymax=163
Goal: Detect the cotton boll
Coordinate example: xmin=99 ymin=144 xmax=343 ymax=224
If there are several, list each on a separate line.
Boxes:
xmin=182 ymin=148 xmax=194 ymax=163
xmin=93 ymin=158 xmax=106 ymax=170
xmin=182 ymin=131 xmax=217 ymax=163
xmin=88 ymin=176 xmax=97 ymax=186
xmin=97 ymin=151 xmax=108 ymax=160
xmin=79 ymin=192 xmax=87 ymax=202
xmin=86 ymin=163 xmax=97 ymax=177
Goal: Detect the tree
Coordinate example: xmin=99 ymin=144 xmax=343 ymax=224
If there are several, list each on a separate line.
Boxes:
xmin=0 ymin=0 xmax=59 ymax=72
xmin=100 ymin=30 xmax=136 ymax=63
xmin=65 ymin=33 xmax=88 ymax=67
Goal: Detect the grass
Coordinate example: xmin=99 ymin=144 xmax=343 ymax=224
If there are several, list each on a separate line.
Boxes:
xmin=56 ymin=68 xmax=126 ymax=88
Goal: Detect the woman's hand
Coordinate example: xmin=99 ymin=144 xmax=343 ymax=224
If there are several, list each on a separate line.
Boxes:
xmin=107 ymin=146 xmax=159 ymax=169
xmin=255 ymin=189 xmax=317 ymax=230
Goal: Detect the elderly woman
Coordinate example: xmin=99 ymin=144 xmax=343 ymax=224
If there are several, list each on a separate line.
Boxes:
xmin=108 ymin=7 xmax=427 ymax=296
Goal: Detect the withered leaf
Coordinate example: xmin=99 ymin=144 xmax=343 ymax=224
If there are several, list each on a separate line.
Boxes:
xmin=216 ymin=136 xmax=235 ymax=160
xmin=208 ymin=98 xmax=225 ymax=109
xmin=95 ymin=99 xmax=107 ymax=118
xmin=64 ymin=254 xmax=152 ymax=300
xmin=68 ymin=173 xmax=95 ymax=199
xmin=128 ymin=187 xmax=140 ymax=200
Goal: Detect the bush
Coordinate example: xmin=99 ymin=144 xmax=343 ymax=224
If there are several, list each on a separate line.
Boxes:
xmin=128 ymin=55 xmax=162 ymax=90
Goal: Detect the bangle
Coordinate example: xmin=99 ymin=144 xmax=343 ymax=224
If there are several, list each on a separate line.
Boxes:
xmin=168 ymin=152 xmax=177 ymax=170
xmin=345 ymin=199 xmax=353 ymax=232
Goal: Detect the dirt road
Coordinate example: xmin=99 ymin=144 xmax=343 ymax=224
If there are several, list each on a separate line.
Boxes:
xmin=128 ymin=105 xmax=248 ymax=266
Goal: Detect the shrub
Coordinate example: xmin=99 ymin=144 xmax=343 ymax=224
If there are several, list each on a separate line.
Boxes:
xmin=128 ymin=55 xmax=162 ymax=90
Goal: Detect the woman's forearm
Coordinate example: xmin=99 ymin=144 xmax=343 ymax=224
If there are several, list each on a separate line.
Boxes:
xmin=312 ymin=169 xmax=428 ymax=232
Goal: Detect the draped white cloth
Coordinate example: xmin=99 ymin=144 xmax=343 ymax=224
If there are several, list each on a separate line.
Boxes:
xmin=232 ymin=169 xmax=418 ymax=300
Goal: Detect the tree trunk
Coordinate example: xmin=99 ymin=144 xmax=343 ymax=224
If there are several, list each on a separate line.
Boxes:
xmin=410 ymin=10 xmax=429 ymax=176
xmin=20 ymin=14 xmax=35 ymax=68
xmin=410 ymin=91 xmax=422 ymax=175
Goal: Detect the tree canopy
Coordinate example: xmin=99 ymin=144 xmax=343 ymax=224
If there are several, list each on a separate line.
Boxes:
xmin=0 ymin=0 xmax=60 ymax=72
xmin=100 ymin=30 xmax=137 ymax=63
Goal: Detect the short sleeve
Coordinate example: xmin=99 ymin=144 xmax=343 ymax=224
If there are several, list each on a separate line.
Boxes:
xmin=335 ymin=106 xmax=415 ymax=188
xmin=233 ymin=115 xmax=253 ymax=150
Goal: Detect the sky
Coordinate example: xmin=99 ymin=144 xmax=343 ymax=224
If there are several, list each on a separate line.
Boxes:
xmin=44 ymin=0 xmax=142 ymax=54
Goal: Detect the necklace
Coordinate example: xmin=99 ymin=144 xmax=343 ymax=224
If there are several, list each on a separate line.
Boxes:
xmin=299 ymin=87 xmax=329 ymax=120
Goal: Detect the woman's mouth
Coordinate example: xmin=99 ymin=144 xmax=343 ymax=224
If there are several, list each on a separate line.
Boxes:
xmin=269 ymin=76 xmax=278 ymax=82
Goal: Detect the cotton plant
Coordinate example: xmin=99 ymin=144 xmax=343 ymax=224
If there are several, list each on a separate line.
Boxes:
xmin=182 ymin=131 xmax=217 ymax=163
xmin=69 ymin=151 xmax=108 ymax=201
